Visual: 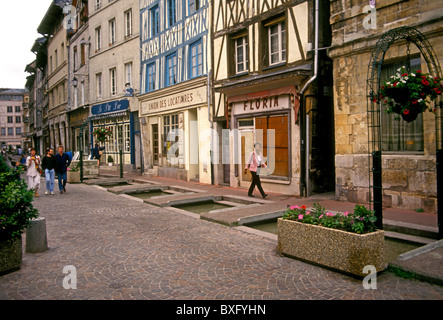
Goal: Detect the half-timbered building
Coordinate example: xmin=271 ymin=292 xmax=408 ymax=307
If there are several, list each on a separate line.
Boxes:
xmin=139 ymin=0 xmax=212 ymax=183
xmin=212 ymin=0 xmax=334 ymax=196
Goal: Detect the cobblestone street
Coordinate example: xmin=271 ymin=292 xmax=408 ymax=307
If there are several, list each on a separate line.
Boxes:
xmin=1 ymin=182 xmax=442 ymax=300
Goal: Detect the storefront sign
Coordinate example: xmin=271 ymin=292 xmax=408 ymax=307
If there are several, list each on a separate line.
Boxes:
xmin=232 ymin=94 xmax=290 ymax=115
xmin=141 ymin=86 xmax=207 ymax=115
xmin=91 ymin=99 xmax=129 ymax=115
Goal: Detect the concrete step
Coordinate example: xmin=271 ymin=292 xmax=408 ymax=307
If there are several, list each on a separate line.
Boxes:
xmin=383 ymin=219 xmax=439 ymax=240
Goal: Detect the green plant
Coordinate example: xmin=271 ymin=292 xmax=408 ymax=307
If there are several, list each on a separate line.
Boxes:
xmin=0 ymin=158 xmax=39 ymax=241
xmin=282 ymin=203 xmax=378 ymax=234
xmin=107 ymin=155 xmax=114 ymax=163
xmin=93 ymin=127 xmax=112 ymax=143
xmin=374 ymin=67 xmax=443 ymax=120
xmin=68 ymin=162 xmax=79 ymax=172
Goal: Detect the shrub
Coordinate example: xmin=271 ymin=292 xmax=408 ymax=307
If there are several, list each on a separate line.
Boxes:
xmin=282 ymin=203 xmax=378 ymax=234
xmin=0 ymin=157 xmax=39 ymax=241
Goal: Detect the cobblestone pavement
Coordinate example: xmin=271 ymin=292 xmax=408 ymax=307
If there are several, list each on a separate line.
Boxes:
xmin=1 ymin=182 xmax=443 ymax=300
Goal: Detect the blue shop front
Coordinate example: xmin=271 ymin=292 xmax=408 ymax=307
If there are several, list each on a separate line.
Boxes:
xmin=89 ymin=99 xmax=138 ymax=166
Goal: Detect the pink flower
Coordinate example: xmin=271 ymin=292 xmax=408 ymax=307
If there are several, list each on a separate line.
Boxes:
xmin=326 ymin=212 xmax=333 ymax=217
xmin=290 ymin=205 xmax=297 ymax=210
xmin=298 ymin=214 xmax=304 ymax=220
xmin=344 ymin=211 xmax=349 ymax=217
xmin=306 ymin=211 xmax=311 ymax=215
xmin=319 ymin=214 xmax=324 ymax=219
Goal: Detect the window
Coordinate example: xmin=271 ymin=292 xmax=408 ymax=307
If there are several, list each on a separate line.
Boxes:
xmin=96 ymin=73 xmax=102 ymax=98
xmin=150 ymin=5 xmax=159 ymax=37
xmin=8 ymin=128 xmax=14 ymax=136
xmin=109 ymin=19 xmax=116 ymax=45
xmin=95 ymin=0 xmax=101 ymax=11
xmin=80 ymin=44 xmax=86 ymax=66
xmin=163 ymin=114 xmax=179 ymax=159
xmin=55 ymin=49 xmax=58 ymax=68
xmin=15 ymin=116 xmax=21 ymax=123
xmin=189 ymin=40 xmax=203 ymax=78
xmin=95 ymin=27 xmax=102 ymax=51
xmin=7 ymin=116 xmax=13 ymax=123
xmin=234 ymin=35 xmax=249 ymax=74
xmin=15 ymin=106 xmax=20 ymax=113
xmin=73 ymin=46 xmax=78 ymax=71
xmin=1 ymin=128 xmax=5 ymax=136
xmin=189 ymin=0 xmax=200 ymax=14
xmin=7 ymin=106 xmax=12 ymax=113
xmin=50 ymin=56 xmax=53 ymax=73
xmin=255 ymin=115 xmax=289 ymax=178
xmin=167 ymin=0 xmax=177 ymax=27
xmin=61 ymin=43 xmax=64 ymax=61
xmin=267 ymin=20 xmax=286 ymax=65
xmin=74 ymin=86 xmax=78 ymax=108
xmin=110 ymin=68 xmax=117 ymax=95
xmin=166 ymin=53 xmax=177 ymax=86
xmin=381 ymin=57 xmax=423 ymax=152
xmin=125 ymin=9 xmax=133 ymax=38
xmin=81 ymin=81 xmax=85 ymax=106
xmin=16 ymin=127 xmax=21 ymax=136
xmin=125 ymin=62 xmax=132 ymax=86
xmin=146 ymin=63 xmax=156 ymax=92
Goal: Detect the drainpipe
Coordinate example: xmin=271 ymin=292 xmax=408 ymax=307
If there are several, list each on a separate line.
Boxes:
xmin=208 ymin=70 xmax=214 ymax=185
xmin=299 ymin=0 xmax=319 ymax=197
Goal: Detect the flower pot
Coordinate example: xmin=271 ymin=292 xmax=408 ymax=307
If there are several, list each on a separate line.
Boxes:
xmin=277 ymin=218 xmax=386 ymax=278
xmin=67 ymin=171 xmax=80 ymax=184
xmin=400 ymin=109 xmax=420 ymax=123
xmin=0 ymin=236 xmax=22 ymax=275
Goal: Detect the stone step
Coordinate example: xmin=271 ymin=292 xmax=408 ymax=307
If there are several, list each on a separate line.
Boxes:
xmin=383 ymin=219 xmax=439 ymax=240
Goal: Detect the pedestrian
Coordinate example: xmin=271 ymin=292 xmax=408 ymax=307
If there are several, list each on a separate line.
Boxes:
xmin=92 ymin=143 xmax=104 ymax=166
xmin=55 ymin=145 xmax=71 ymax=194
xmin=26 ymin=148 xmax=41 ymax=197
xmin=42 ymin=147 xmax=56 ymax=195
xmin=244 ymin=142 xmax=269 ymax=198
xmin=16 ymin=152 xmax=27 ymax=170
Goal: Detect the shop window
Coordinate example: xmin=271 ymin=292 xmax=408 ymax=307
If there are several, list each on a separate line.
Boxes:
xmin=255 ymin=114 xmax=289 ymax=178
xmin=381 ymin=57 xmax=423 ymax=152
xmin=162 ymin=114 xmax=179 ymax=165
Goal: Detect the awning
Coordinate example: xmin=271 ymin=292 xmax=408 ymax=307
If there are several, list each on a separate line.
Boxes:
xmin=224 ymin=86 xmax=300 ymax=128
xmin=89 ymin=110 xmax=129 ymax=121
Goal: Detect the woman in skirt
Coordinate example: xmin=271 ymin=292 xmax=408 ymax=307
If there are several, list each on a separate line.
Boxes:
xmin=26 ymin=148 xmax=41 ymax=197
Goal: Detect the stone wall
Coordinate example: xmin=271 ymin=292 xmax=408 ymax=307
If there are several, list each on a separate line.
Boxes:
xmin=70 ymin=160 xmax=99 ymax=178
xmin=329 ymin=0 xmax=443 ymax=212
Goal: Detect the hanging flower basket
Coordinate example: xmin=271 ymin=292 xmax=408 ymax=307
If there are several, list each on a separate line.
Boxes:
xmin=373 ymin=67 xmax=443 ymax=122
xmin=92 ymin=127 xmax=112 ymax=143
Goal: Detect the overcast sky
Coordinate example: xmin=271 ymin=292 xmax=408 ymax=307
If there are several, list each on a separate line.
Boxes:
xmin=0 ymin=0 xmax=53 ymax=89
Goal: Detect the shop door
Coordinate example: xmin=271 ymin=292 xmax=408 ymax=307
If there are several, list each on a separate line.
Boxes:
xmin=239 ymin=129 xmax=254 ymax=183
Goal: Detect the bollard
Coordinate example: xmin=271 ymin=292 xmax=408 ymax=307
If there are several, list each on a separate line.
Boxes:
xmin=25 ymin=217 xmax=48 ymax=253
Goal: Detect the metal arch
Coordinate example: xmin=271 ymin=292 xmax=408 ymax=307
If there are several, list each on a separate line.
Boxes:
xmin=366 ymin=26 xmax=442 ymax=230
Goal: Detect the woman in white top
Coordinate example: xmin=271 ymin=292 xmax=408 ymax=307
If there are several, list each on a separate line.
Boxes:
xmin=26 ymin=148 xmax=41 ymax=197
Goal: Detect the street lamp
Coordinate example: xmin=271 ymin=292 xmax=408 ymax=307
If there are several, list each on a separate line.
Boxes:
xmin=72 ymin=77 xmax=78 ymax=88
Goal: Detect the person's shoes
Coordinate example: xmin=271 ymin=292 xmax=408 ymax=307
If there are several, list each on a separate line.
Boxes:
xmin=35 ymin=192 xmax=39 ymax=197
xmin=51 ymin=191 xmax=55 ymax=195
xmin=60 ymin=190 xmax=64 ymax=194
xmin=45 ymin=191 xmax=48 ymax=195
xmin=248 ymin=194 xmax=254 ymax=197
xmin=63 ymin=187 xmax=66 ymax=193
xmin=262 ymin=194 xmax=268 ymax=199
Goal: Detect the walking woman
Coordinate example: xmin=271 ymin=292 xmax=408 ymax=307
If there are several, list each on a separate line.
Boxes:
xmin=42 ymin=147 xmax=56 ymax=195
xmin=244 ymin=143 xmax=269 ymax=198
xmin=26 ymin=148 xmax=41 ymax=197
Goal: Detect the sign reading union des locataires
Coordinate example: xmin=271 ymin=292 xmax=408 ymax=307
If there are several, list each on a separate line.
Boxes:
xmin=141 ymin=86 xmax=207 ymax=115
xmin=91 ymin=99 xmax=130 ymax=115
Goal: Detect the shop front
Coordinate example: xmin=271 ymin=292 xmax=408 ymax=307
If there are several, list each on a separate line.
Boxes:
xmin=90 ymin=99 xmax=136 ymax=167
xmin=139 ymin=79 xmax=212 ymax=184
xmin=224 ymin=86 xmax=301 ymax=195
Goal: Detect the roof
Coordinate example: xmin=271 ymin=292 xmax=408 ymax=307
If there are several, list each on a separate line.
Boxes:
xmin=37 ymin=0 xmax=71 ymax=36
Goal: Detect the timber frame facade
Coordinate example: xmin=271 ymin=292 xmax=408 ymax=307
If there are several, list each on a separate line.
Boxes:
xmin=212 ymin=0 xmax=335 ymax=196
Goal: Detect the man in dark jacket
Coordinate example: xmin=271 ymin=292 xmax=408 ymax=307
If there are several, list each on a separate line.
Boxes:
xmin=55 ymin=145 xmax=71 ymax=194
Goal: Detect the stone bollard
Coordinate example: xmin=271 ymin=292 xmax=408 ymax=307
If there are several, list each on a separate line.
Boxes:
xmin=25 ymin=217 xmax=48 ymax=253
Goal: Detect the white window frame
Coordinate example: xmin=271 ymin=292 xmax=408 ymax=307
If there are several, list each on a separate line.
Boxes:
xmin=95 ymin=27 xmax=101 ymax=51
xmin=268 ymin=20 xmax=286 ymax=66
xmin=124 ymin=9 xmax=133 ymax=38
xmin=110 ymin=68 xmax=117 ymax=95
xmin=109 ymin=19 xmax=116 ymax=45
xmin=96 ymin=73 xmax=102 ymax=99
xmin=235 ymin=35 xmax=249 ymax=74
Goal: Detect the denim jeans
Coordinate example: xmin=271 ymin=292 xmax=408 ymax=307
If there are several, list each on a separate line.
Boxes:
xmin=45 ymin=169 xmax=55 ymax=192
xmin=57 ymin=171 xmax=67 ymax=191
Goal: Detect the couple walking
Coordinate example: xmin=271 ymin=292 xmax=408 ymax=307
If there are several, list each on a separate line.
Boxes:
xmin=30 ymin=146 xmax=71 ymax=196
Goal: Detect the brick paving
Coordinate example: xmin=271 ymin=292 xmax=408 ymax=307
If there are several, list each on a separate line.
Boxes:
xmin=0 ymin=181 xmax=442 ymax=300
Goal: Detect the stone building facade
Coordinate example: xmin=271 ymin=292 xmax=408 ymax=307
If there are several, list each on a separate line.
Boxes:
xmin=329 ymin=0 xmax=443 ymax=212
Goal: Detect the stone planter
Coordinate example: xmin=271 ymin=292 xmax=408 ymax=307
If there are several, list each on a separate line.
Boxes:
xmin=67 ymin=171 xmax=80 ymax=184
xmin=0 ymin=236 xmax=22 ymax=275
xmin=277 ymin=218 xmax=386 ymax=278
